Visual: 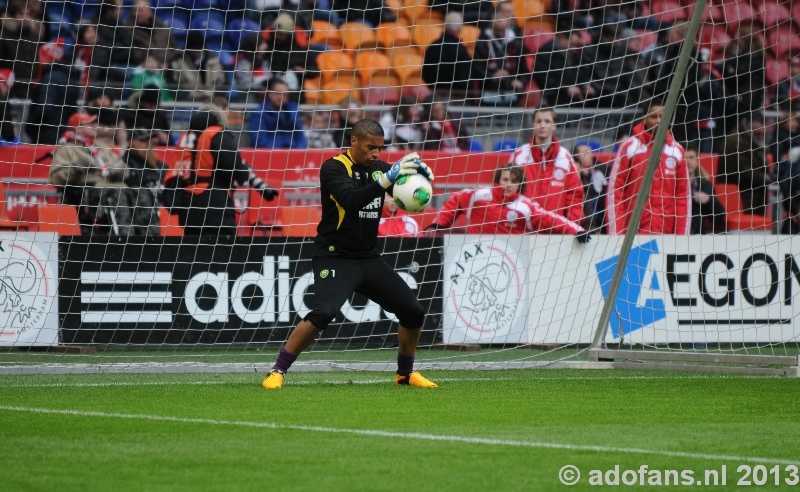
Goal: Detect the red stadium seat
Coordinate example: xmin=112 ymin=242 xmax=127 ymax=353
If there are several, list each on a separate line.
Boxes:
xmin=159 ymin=207 xmax=184 ymax=236
xmin=722 ymin=0 xmax=756 ymax=35
xmin=690 ymin=3 xmax=724 ymax=22
xmin=649 ymin=0 xmax=689 ymax=23
xmin=36 ymin=204 xmax=78 ymax=235
xmin=714 ymin=183 xmax=773 ymax=231
xmin=520 ymin=79 xmax=542 ymax=108
xmin=765 ymin=25 xmax=800 ymax=59
xmin=756 ymin=0 xmax=791 ymax=27
xmin=282 ymin=207 xmax=321 ymax=237
xmin=699 ymin=23 xmax=731 ymax=60
xmin=522 ymin=28 xmax=555 ymax=54
xmin=765 ymin=57 xmax=790 ymax=86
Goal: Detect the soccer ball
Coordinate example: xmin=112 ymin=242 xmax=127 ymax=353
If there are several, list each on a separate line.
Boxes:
xmin=393 ymin=174 xmax=432 ymax=213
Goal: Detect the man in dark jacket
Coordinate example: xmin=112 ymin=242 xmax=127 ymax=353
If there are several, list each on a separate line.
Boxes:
xmin=718 ymin=116 xmax=770 ymax=216
xmin=422 ymin=11 xmax=473 ymax=97
xmin=165 ymin=108 xmax=279 ymax=237
xmin=92 ymin=0 xmax=134 ymax=83
xmin=533 ymin=28 xmax=588 ymax=106
xmin=123 ymin=0 xmax=176 ymax=67
xmin=0 ymin=0 xmax=44 ymax=98
xmin=123 ymin=129 xmax=167 ymax=236
xmin=471 ymin=9 xmax=530 ymax=102
xmin=581 ymin=23 xmax=636 ymax=108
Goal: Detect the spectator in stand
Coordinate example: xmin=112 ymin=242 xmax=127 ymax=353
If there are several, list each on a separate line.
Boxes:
xmin=778 ymin=147 xmax=800 ymax=233
xmin=612 ymin=124 xmax=631 ymax=152
xmin=168 ymin=31 xmax=226 ymax=101
xmin=422 ymin=12 xmax=473 ymax=98
xmin=249 ymin=78 xmax=307 ymax=149
xmin=233 ymin=34 xmax=270 ymax=99
xmin=719 ymin=26 xmax=765 ymax=136
xmin=332 ymin=0 xmax=396 ymax=27
xmin=0 ymin=69 xmax=18 ymax=144
xmin=378 ymin=194 xmax=419 ymax=237
xmin=770 ymin=112 xmax=800 ymax=171
xmin=573 ymin=144 xmax=607 ymax=232
xmin=123 ymin=87 xmax=172 ymax=146
xmin=261 ymin=13 xmax=318 ymax=92
xmin=129 ymin=55 xmax=174 ymax=104
xmin=509 ymin=108 xmax=585 ymax=222
xmin=421 ymin=99 xmax=472 ymax=152
xmin=471 ymin=7 xmax=530 ymax=105
xmin=675 ymin=48 xmax=727 ymax=153
xmin=49 ymin=112 xmax=131 ymax=236
xmin=685 ymin=145 xmax=725 ymax=234
xmin=306 ymin=111 xmax=338 ymax=149
xmin=91 ymin=0 xmax=134 ymax=83
xmin=124 ymin=0 xmax=176 ymax=67
xmin=122 ymin=129 xmax=167 ymax=236
xmin=644 ymin=23 xmax=689 ymax=101
xmin=426 ymin=163 xmax=587 ymax=237
xmin=582 ymin=23 xmax=637 ymax=108
xmin=91 ymin=105 xmax=127 ymax=150
xmin=607 ymin=105 xmax=691 ymax=235
xmin=776 ymin=57 xmax=800 ymax=112
xmin=491 ymin=1 xmax=521 ymax=36
xmin=333 ymin=102 xmax=364 ymax=148
xmin=390 ymin=96 xmax=424 ymax=150
xmin=0 ymin=0 xmax=44 ymax=98
xmin=718 ymin=115 xmax=770 ymax=216
xmin=430 ymin=0 xmax=494 ymax=24
xmin=534 ymin=20 xmax=590 ymax=106
xmin=70 ymin=23 xmax=98 ymax=91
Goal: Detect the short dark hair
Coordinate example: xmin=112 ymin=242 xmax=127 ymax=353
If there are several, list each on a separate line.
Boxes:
xmin=139 ymin=87 xmax=160 ymax=106
xmin=493 ymin=163 xmax=527 ymax=195
xmin=266 ymin=77 xmax=287 ymax=91
xmin=352 ymin=119 xmax=385 ymax=139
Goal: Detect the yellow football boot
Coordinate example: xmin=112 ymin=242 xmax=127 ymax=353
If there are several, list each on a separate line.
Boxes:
xmin=395 ymin=371 xmax=438 ymax=388
xmin=262 ymin=370 xmax=285 ymax=389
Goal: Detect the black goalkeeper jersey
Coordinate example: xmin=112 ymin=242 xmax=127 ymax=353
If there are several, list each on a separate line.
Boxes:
xmin=313 ymin=151 xmax=393 ymax=259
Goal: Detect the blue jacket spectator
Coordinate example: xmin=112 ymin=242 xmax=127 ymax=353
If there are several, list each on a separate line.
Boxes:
xmin=249 ymin=79 xmax=307 ymax=149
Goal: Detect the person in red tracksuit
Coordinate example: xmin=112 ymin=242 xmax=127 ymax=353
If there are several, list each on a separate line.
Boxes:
xmin=378 ymin=194 xmax=420 ymax=237
xmin=509 ymin=108 xmax=585 ymax=223
xmin=607 ymin=105 xmax=691 ymax=235
xmin=427 ymin=164 xmax=590 ymax=240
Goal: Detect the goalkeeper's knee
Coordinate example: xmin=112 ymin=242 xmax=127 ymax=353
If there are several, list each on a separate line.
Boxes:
xmin=397 ymin=300 xmax=425 ymax=329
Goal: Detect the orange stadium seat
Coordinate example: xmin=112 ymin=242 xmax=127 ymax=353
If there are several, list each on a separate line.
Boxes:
xmin=411 ymin=24 xmax=444 ymax=54
xmin=399 ymin=0 xmax=431 ymax=23
xmin=303 ymin=77 xmax=320 ymax=104
xmin=512 ymin=0 xmax=545 ymax=22
xmin=389 ymin=47 xmax=424 ymax=84
xmin=36 ymin=204 xmax=79 ymax=235
xmin=310 ymin=20 xmax=343 ymax=49
xmin=282 ymin=207 xmax=321 ymax=237
xmin=356 ymin=50 xmax=392 ymax=86
xmin=340 ymin=22 xmax=379 ymax=51
xmin=377 ymin=22 xmax=412 ymax=48
xmin=459 ymin=25 xmax=481 ymax=57
xmin=714 ymin=183 xmax=773 ymax=232
xmin=384 ymin=0 xmax=401 ymax=13
xmin=159 ymin=207 xmax=184 ymax=236
xmin=316 ymin=50 xmax=357 ymax=86
xmin=318 ymin=81 xmax=357 ymax=105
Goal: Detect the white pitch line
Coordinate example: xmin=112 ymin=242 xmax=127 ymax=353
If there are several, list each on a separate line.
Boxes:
xmin=0 ymin=374 xmax=772 ymax=389
xmin=0 ymin=405 xmax=795 ymax=466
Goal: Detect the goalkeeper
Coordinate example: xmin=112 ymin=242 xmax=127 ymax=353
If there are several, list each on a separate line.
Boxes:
xmin=263 ymin=119 xmax=438 ymax=389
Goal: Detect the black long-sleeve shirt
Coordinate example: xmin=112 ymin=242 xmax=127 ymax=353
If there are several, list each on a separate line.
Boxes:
xmin=314 ymin=151 xmax=392 ymax=259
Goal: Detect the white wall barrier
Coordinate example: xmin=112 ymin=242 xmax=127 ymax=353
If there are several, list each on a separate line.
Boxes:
xmin=0 ymin=232 xmax=58 ymax=346
xmin=444 ymin=235 xmax=800 ymax=345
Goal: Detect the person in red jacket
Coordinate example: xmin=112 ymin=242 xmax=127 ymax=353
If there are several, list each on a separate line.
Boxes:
xmin=607 ymin=105 xmax=691 ymax=235
xmin=427 ymin=164 xmax=589 ymax=239
xmin=378 ymin=194 xmax=420 ymax=237
xmin=509 ymin=108 xmax=585 ymax=223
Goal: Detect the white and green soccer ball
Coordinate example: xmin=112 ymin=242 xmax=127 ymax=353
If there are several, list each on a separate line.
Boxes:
xmin=393 ymin=174 xmax=432 ymax=213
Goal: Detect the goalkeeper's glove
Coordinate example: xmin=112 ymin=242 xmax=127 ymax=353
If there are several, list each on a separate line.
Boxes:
xmin=379 ymin=152 xmax=420 ymax=189
xmin=575 ymin=230 xmax=592 ymax=244
xmin=417 ymin=161 xmax=435 ymax=182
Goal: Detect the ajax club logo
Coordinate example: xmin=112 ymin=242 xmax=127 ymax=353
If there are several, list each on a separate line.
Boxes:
xmin=0 ymin=240 xmax=56 ymax=336
xmin=447 ymin=241 xmax=523 ymax=338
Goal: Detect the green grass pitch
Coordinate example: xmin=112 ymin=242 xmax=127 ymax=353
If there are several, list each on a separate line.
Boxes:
xmin=1 ymin=369 xmax=798 ymax=491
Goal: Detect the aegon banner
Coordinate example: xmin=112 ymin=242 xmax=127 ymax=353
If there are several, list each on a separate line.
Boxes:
xmin=0 ymin=232 xmax=58 ymax=346
xmin=444 ymin=235 xmax=800 ymax=344
xmin=59 ymin=237 xmax=443 ymax=345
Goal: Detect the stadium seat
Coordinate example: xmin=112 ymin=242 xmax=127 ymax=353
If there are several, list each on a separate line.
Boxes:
xmin=469 ymin=140 xmax=484 ymax=152
xmin=722 ymin=1 xmax=756 ymax=35
xmin=377 ymin=22 xmax=412 ymax=48
xmin=401 ymin=84 xmax=433 ymax=101
xmin=316 ymin=50 xmax=357 ymax=86
xmin=494 ymin=140 xmax=519 ymax=152
xmin=191 ymin=11 xmax=225 ymax=42
xmin=756 ymin=0 xmax=791 ymax=27
xmin=399 ymin=0 xmax=432 ymax=23
xmin=766 ymin=25 xmax=800 ymax=59
xmin=340 ymin=22 xmax=379 ymax=51
xmin=512 ymin=0 xmax=545 ymax=22
xmin=159 ymin=207 xmax=184 ymax=236
xmin=690 ymin=3 xmax=724 ymax=22
xmin=356 ymin=51 xmax=392 ymax=86
xmin=384 ymin=0 xmax=402 ymax=14
xmin=459 ymin=25 xmax=481 ymax=57
xmin=226 ymin=18 xmax=261 ymax=51
xmin=317 ymin=81 xmax=357 ymax=105
xmin=649 ymin=0 xmax=688 ymax=23
xmin=389 ymin=47 xmax=423 ymax=84
xmin=519 ymin=79 xmax=542 ymax=108
xmin=358 ymin=86 xmax=402 ymax=105
xmin=714 ymin=183 xmax=773 ymax=231
xmin=303 ymin=77 xmax=321 ymax=104
xmin=765 ymin=57 xmax=789 ymax=86
xmin=36 ymin=204 xmax=78 ymax=235
xmin=522 ymin=28 xmax=554 ymax=55
xmin=282 ymin=207 xmax=321 ymax=237
xmin=699 ymin=23 xmax=731 ymax=60
xmin=311 ymin=20 xmax=343 ymax=49
xmin=411 ymin=24 xmax=444 ymax=53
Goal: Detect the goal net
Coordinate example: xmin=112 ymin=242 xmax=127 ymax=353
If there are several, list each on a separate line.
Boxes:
xmin=0 ymin=0 xmax=798 ymax=375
